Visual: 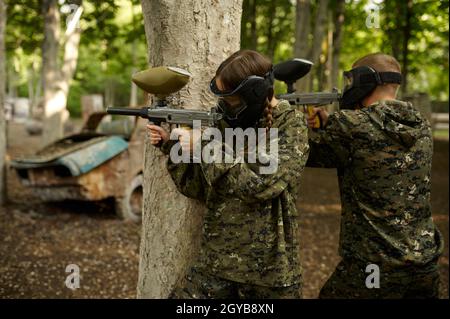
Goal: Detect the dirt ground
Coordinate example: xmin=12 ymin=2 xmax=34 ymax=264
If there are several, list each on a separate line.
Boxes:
xmin=0 ymin=121 xmax=448 ymax=299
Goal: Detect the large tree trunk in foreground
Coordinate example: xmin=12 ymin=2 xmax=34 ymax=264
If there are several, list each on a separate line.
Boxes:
xmin=137 ymin=0 xmax=242 ymax=298
xmin=0 ymin=0 xmax=6 ymax=204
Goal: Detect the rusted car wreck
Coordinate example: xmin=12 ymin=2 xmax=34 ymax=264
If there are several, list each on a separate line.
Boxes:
xmin=10 ymin=113 xmax=146 ymax=222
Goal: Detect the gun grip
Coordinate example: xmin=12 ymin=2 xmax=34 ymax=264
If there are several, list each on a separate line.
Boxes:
xmin=307 ymin=106 xmax=321 ymax=129
xmin=148 ymin=119 xmax=163 ymax=147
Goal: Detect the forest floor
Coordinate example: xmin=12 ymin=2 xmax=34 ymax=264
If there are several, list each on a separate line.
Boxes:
xmin=0 ymin=121 xmax=448 ymax=299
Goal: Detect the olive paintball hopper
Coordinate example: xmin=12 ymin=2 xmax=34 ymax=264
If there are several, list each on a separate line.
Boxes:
xmin=274 ymin=58 xmax=342 ymax=129
xmin=106 ymin=66 xmax=222 ymax=128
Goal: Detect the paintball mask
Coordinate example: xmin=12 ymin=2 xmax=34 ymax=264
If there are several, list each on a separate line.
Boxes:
xmin=210 ymin=69 xmax=274 ymax=129
xmin=340 ymin=66 xmax=402 ymax=109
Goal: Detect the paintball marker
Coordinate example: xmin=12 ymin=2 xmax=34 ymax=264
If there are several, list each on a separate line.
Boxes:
xmin=274 ymin=58 xmax=341 ymax=129
xmin=106 ymin=66 xmax=222 ymax=128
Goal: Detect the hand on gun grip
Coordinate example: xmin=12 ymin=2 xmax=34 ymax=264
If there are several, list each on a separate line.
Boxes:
xmin=147 ymin=124 xmax=169 ymax=146
xmin=307 ymin=107 xmax=329 ymax=129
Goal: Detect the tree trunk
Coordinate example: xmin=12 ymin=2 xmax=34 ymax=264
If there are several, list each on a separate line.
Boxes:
xmin=385 ymin=1 xmax=401 ymax=63
xmin=297 ymin=0 xmax=328 ymax=92
xmin=294 ymin=0 xmax=311 ymax=59
xmin=324 ymin=9 xmax=333 ymax=92
xmin=331 ymin=0 xmax=344 ymax=90
xmin=308 ymin=0 xmax=328 ymax=91
xmin=28 ymin=61 xmax=42 ymax=118
xmin=401 ymin=0 xmax=412 ymax=97
xmin=129 ymin=40 xmax=138 ymax=106
xmin=137 ymin=0 xmax=242 ymax=299
xmin=7 ymin=64 xmax=16 ymax=99
xmin=310 ymin=0 xmax=329 ymax=64
xmin=41 ymin=1 xmax=81 ymax=146
xmin=249 ymin=0 xmax=257 ymax=50
xmin=129 ymin=4 xmax=138 ymax=107
xmin=0 ymin=0 xmax=6 ymax=204
xmin=41 ymin=0 xmax=61 ymax=146
xmin=266 ymin=0 xmax=276 ymax=59
xmin=293 ymin=0 xmax=311 ymax=92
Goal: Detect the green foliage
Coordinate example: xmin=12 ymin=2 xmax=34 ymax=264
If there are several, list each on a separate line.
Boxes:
xmin=5 ymin=0 xmax=448 ymax=119
xmin=381 ymin=0 xmax=449 ymax=97
xmin=5 ymin=0 xmax=148 ymax=117
xmin=240 ymin=0 xmax=449 ymax=100
xmin=5 ymin=0 xmax=43 ymax=55
xmin=241 ymin=0 xmax=295 ymax=62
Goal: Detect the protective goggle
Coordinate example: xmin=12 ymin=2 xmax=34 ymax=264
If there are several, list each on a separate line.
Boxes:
xmin=342 ymin=66 xmax=402 ymax=91
xmin=216 ymin=98 xmax=248 ymax=120
xmin=209 ymin=70 xmax=274 ymax=97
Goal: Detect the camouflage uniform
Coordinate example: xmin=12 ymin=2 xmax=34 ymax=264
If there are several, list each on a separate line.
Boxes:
xmin=160 ymin=100 xmax=309 ymax=298
xmin=307 ymin=99 xmax=444 ymax=299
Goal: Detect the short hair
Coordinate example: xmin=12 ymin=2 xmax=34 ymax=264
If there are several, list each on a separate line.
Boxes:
xmin=352 ymin=52 xmax=401 ymax=73
xmin=215 ymin=49 xmax=273 ymax=92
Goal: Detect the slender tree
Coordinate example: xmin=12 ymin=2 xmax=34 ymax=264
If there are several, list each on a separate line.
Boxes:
xmin=41 ymin=0 xmax=82 ymax=145
xmin=401 ymin=0 xmax=413 ymax=96
xmin=294 ymin=0 xmax=311 ymax=60
xmin=331 ymin=0 xmax=344 ymax=89
xmin=308 ymin=0 xmax=329 ymax=91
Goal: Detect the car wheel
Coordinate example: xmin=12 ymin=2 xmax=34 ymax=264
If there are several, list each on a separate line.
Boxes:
xmin=115 ymin=174 xmax=143 ymax=223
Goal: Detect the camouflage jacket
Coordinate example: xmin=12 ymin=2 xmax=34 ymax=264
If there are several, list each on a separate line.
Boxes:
xmin=160 ymin=100 xmax=309 ymax=287
xmin=307 ymin=99 xmax=443 ymax=267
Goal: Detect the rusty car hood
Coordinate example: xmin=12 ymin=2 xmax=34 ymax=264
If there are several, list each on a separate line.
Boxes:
xmin=10 ymin=135 xmax=128 ymax=177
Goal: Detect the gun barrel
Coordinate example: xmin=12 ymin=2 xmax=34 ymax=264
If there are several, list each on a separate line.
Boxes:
xmin=106 ymin=106 xmax=222 ymax=127
xmin=106 ymin=107 xmax=147 ymax=118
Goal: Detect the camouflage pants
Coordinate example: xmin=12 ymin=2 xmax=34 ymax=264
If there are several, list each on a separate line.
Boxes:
xmin=319 ymin=258 xmax=440 ymax=299
xmin=169 ymin=265 xmax=302 ymax=299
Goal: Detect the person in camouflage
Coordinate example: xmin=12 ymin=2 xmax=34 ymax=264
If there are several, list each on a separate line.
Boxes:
xmin=307 ymin=53 xmax=443 ymax=299
xmin=148 ymin=50 xmax=309 ymax=298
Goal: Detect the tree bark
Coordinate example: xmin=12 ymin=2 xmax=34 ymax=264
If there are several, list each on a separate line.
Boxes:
xmin=0 ymin=0 xmax=6 ymax=204
xmin=137 ymin=0 xmax=242 ymax=299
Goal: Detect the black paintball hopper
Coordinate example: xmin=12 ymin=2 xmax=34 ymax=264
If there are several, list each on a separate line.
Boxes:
xmin=274 ymin=58 xmax=313 ymax=93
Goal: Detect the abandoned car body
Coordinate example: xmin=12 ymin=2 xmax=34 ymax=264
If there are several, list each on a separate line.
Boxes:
xmin=10 ymin=113 xmax=145 ymax=222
